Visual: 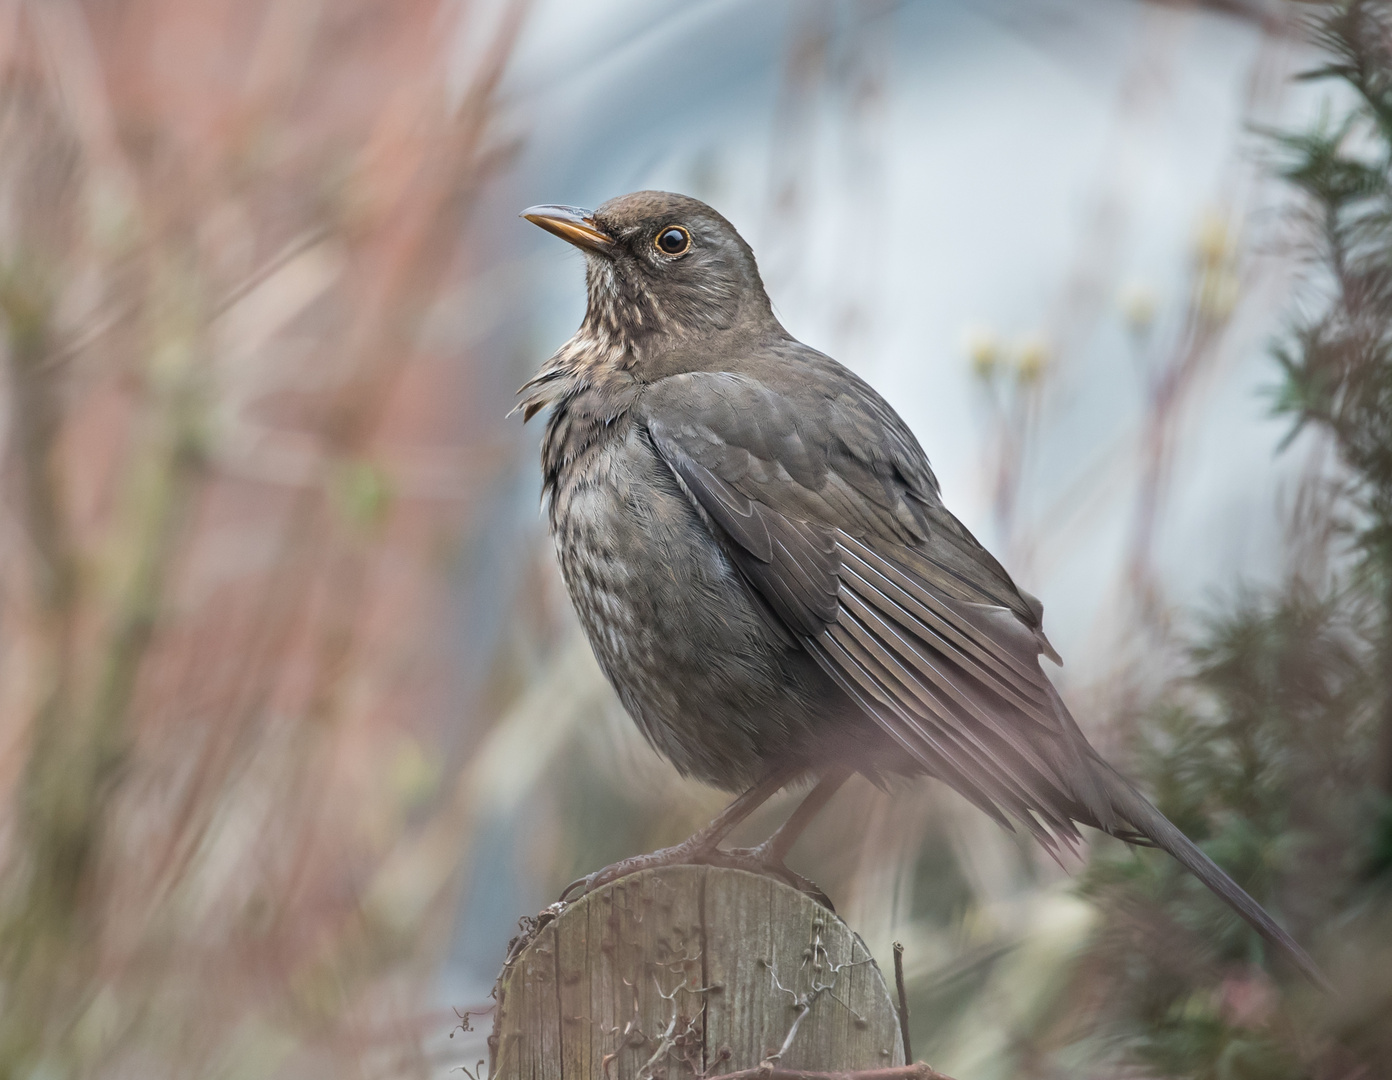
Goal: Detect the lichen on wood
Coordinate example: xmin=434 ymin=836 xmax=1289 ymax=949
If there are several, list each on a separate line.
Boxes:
xmin=490 ymin=866 xmax=906 ymax=1080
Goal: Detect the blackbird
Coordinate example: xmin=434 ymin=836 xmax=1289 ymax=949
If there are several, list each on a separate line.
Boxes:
xmin=519 ymin=190 xmax=1322 ymax=985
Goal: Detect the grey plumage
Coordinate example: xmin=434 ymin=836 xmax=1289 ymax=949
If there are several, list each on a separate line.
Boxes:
xmin=519 ymin=190 xmax=1324 ymax=986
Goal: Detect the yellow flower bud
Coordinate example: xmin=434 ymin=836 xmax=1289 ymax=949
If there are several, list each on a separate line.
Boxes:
xmin=963 ymin=325 xmax=1001 ymax=380
xmin=1195 ymin=211 xmax=1235 ymax=267
xmin=1119 ymin=282 xmax=1157 ymax=333
xmin=1015 ymin=334 xmax=1050 ymax=384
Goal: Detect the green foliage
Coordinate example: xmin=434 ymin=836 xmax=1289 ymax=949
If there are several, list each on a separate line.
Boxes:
xmin=1065 ymin=6 xmax=1392 ymax=1077
xmin=330 ymin=458 xmax=395 ymax=532
xmin=908 ymin=825 xmax=976 ymax=929
xmin=1132 ymin=1005 xmax=1305 ymax=1080
xmin=1272 ymin=1 xmax=1392 ymax=587
xmin=1368 ymin=794 xmax=1392 ymax=880
xmin=1072 ymin=582 xmax=1388 ymax=1076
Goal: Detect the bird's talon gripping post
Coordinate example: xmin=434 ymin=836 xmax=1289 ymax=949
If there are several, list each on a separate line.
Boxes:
xmin=558 ymin=875 xmax=593 ymax=903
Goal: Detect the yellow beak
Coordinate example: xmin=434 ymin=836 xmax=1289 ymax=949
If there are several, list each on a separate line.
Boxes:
xmin=521 ymin=204 xmax=615 ymax=254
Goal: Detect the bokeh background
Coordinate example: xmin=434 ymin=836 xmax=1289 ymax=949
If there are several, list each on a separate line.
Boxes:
xmin=0 ymin=0 xmax=1388 ymax=1077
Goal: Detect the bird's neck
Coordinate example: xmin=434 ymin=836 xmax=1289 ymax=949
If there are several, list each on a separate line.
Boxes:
xmin=581 ymin=255 xmax=774 ymax=348
xmin=583 ymin=261 xmax=666 ymax=350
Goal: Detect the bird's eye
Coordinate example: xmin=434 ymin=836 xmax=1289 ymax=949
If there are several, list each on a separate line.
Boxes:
xmin=654 ymin=226 xmax=690 ymax=256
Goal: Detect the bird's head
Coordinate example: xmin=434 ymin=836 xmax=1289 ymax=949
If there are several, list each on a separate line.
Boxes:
xmin=522 ymin=190 xmax=775 ymax=348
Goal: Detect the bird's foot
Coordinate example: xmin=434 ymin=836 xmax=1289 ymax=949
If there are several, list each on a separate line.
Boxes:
xmin=558 ymin=838 xmax=715 ymax=902
xmin=558 ymin=841 xmax=833 ymax=910
xmin=721 ymin=844 xmax=834 ymax=911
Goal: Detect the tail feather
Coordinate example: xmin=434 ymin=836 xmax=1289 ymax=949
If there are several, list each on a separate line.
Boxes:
xmin=1095 ymin=762 xmax=1330 ymax=990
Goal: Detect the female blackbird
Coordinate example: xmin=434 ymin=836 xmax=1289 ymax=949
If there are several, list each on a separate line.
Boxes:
xmin=519 ymin=190 xmax=1322 ymax=985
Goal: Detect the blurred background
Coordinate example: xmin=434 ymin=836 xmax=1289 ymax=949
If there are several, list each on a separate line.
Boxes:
xmin=0 ymin=0 xmax=1388 ymax=1077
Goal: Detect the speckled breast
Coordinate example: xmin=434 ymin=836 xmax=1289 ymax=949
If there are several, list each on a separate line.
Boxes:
xmin=545 ymin=415 xmax=839 ymax=791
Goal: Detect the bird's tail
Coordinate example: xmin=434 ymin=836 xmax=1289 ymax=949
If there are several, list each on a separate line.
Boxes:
xmin=1093 ymin=760 xmax=1330 ymax=990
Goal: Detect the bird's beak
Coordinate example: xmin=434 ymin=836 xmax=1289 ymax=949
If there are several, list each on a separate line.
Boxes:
xmin=521 ymin=204 xmax=615 ymax=255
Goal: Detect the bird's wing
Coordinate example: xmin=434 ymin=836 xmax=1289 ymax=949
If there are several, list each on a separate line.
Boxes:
xmin=640 ymin=363 xmax=1110 ymax=850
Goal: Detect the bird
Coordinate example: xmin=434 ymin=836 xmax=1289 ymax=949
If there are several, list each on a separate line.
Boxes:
xmin=517 ymin=190 xmax=1324 ymax=986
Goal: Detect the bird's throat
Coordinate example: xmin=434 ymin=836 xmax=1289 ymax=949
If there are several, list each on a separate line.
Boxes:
xmin=515 ymin=327 xmax=630 ymax=424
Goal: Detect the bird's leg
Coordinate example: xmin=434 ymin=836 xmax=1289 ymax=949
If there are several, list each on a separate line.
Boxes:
xmin=675 ymin=766 xmax=798 ymax=853
xmin=729 ymin=765 xmax=852 ymax=868
xmin=558 ymin=767 xmax=797 ymax=901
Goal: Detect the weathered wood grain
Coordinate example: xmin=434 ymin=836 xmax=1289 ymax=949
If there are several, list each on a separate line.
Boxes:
xmin=491 ymin=866 xmax=905 ymax=1080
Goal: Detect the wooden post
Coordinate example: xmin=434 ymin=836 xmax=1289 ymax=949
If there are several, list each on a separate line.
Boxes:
xmin=490 ymin=866 xmax=910 ymax=1080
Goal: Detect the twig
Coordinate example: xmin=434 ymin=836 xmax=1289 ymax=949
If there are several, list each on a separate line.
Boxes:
xmin=892 ymin=941 xmax=911 ymax=1065
xmin=760 ymin=927 xmax=873 ymax=1067
xmin=714 ymin=1066 xmax=953 ymax=1080
xmin=636 ymin=971 xmax=709 ymax=1080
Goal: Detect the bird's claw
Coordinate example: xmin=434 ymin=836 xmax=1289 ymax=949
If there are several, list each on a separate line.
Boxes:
xmin=558 ymin=874 xmax=596 ymax=903
xmin=721 ymin=846 xmax=834 ymax=910
xmin=557 ymin=842 xmax=833 ymax=911
xmin=557 ymin=838 xmax=717 ymax=903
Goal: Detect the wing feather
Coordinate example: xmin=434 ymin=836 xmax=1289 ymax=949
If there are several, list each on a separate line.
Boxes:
xmin=643 ymin=370 xmax=1090 ymax=848
xmin=632 ymin=360 xmax=1322 ymax=984
xmin=838 ymin=546 xmax=1056 ymax=724
xmin=826 ymin=612 xmax=1067 ymax=835
xmin=836 ymin=586 xmax=1072 ymax=796
xmin=813 ymin=631 xmax=1019 ymax=833
xmin=839 ymin=535 xmax=1050 ymax=693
